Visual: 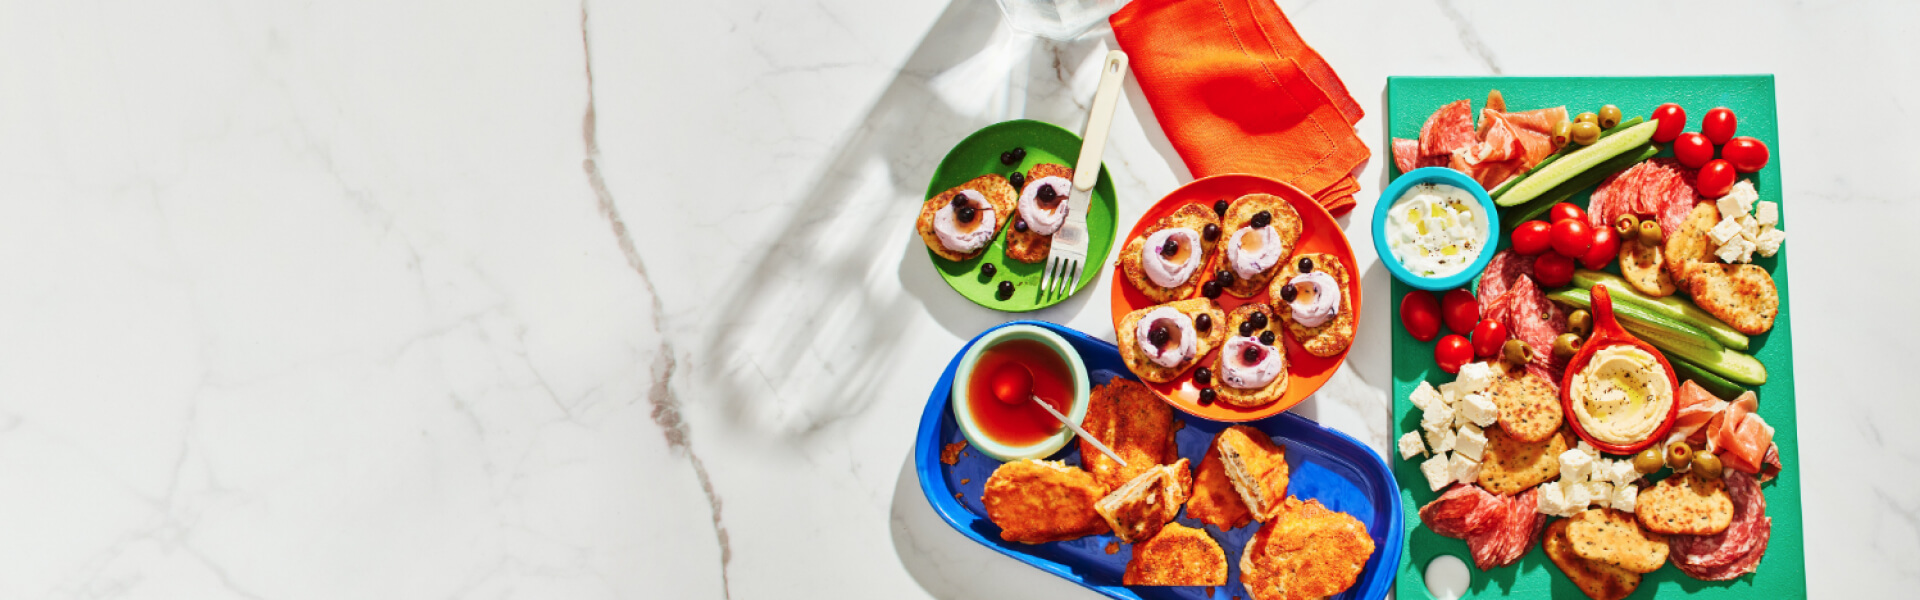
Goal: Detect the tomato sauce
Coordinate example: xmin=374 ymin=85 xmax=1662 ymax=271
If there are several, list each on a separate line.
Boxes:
xmin=965 ymin=339 xmax=1075 ymax=447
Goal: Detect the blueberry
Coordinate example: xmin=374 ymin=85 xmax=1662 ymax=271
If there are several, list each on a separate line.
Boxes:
xmin=1215 ymin=269 xmax=1235 ymax=287
xmin=1248 ymin=311 xmax=1268 ymax=330
xmin=1000 ymin=151 xmax=1016 ymax=165
xmin=997 ymin=280 xmax=1014 ymax=299
xmin=1037 ymin=184 xmax=1057 ymax=202
xmin=1238 ymin=321 xmax=1256 ymax=337
xmin=956 ymin=205 xmax=976 ymax=223
xmin=1213 ymin=199 xmax=1229 ymax=217
xmin=1194 ymin=367 xmax=1212 ymax=386
xmin=1280 ymin=283 xmax=1298 ymax=302
xmin=1201 ymin=281 xmax=1222 ymax=299
xmin=1203 ymin=223 xmax=1221 ymax=241
xmin=1010 ymin=147 xmax=1026 ymax=162
xmin=1148 ymin=322 xmax=1171 ymax=346
xmin=1242 ymin=344 xmax=1262 ymax=364
xmin=1298 ymin=257 xmax=1315 ymax=272
xmin=1160 ymin=238 xmax=1180 ymax=258
xmin=1260 ymin=330 xmax=1276 ymax=346
xmin=1009 ymin=172 xmax=1025 ymax=190
xmin=1014 ymin=218 xmax=1028 ymax=232
xmin=1194 ymin=313 xmax=1212 ymax=332
xmin=1198 ymin=388 xmax=1217 ymax=405
xmin=1251 ymin=210 xmax=1272 ymax=229
xmin=981 ymin=263 xmax=997 ymax=278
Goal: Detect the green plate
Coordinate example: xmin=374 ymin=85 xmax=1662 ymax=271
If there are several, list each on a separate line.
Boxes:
xmin=1386 ymin=76 xmax=1804 ymax=599
xmin=923 ymin=120 xmax=1118 ymax=311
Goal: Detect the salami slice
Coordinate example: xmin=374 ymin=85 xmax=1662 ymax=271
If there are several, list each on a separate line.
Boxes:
xmin=1466 ymin=486 xmax=1543 ymax=571
xmin=1585 ymin=159 xmax=1704 ymax=238
xmin=1419 ymin=99 xmax=1478 ymax=157
xmin=1499 ymin=275 xmax=1569 ymax=381
xmin=1669 ymin=471 xmax=1771 ymax=581
xmin=1475 ymin=251 xmax=1536 ymax=309
xmin=1420 ymin=484 xmax=1499 ymax=539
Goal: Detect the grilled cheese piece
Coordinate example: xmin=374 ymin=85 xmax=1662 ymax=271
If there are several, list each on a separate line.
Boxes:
xmin=1094 ymin=459 xmax=1192 ymax=543
xmin=1217 ymin=426 xmax=1291 ymax=523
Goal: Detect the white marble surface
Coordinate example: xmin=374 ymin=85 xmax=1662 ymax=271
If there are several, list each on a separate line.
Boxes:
xmin=2 ymin=0 xmax=1916 ymax=598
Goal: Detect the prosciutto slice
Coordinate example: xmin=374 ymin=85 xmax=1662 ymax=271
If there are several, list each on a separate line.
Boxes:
xmin=1710 ymin=392 xmax=1777 ymax=476
xmin=1669 ymin=381 xmax=1730 ymax=447
xmin=1392 ymin=94 xmax=1567 ymax=190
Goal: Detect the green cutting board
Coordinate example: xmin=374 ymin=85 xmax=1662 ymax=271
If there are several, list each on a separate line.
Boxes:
xmin=1386 ymin=76 xmax=1805 ymax=599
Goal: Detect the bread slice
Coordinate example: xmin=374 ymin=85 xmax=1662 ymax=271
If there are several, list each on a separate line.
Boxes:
xmin=1211 ymin=303 xmax=1289 ymax=408
xmin=1217 ymin=194 xmax=1303 ymax=298
xmin=1003 ymin=163 xmax=1072 ymax=264
xmin=1270 ymin=253 xmax=1356 ymax=357
xmin=915 ymin=174 xmax=1016 ymax=262
xmin=1216 ymin=425 xmax=1290 ymax=522
xmin=1116 ymin=298 xmax=1227 ymax=383
xmin=1120 ymin=204 xmax=1221 ymax=303
xmin=1094 ymin=458 xmax=1192 ymax=544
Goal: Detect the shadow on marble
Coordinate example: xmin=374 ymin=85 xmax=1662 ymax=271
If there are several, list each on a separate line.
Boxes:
xmin=888 ymin=449 xmax=1102 ymax=600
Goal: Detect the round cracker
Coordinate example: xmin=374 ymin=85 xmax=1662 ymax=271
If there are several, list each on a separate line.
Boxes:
xmin=1618 ymin=238 xmax=1677 ymax=297
xmin=1637 ymin=472 xmax=1735 ymax=536
xmin=1568 ymin=508 xmax=1670 ymax=574
xmin=1477 ymin=427 xmax=1568 ymax=496
xmin=1488 ymin=361 xmax=1563 ymax=443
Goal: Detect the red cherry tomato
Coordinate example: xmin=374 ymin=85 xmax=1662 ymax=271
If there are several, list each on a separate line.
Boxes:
xmin=1673 ymin=132 xmax=1715 ymax=169
xmin=1534 ymin=252 xmax=1576 ymax=288
xmin=1583 ymin=226 xmax=1620 ymax=270
xmin=1702 ymin=107 xmax=1738 ymax=145
xmin=1435 ymin=334 xmax=1473 ymax=374
xmin=1549 ymin=202 xmax=1588 ymax=224
xmin=1471 ymin=319 xmax=1508 ymax=358
xmin=1440 ymin=289 xmax=1480 ymax=336
xmin=1722 ymin=136 xmax=1770 ymax=173
xmin=1697 ymin=159 xmax=1737 ymax=198
xmin=1550 ymin=219 xmax=1592 ymax=258
xmin=1511 ymin=220 xmax=1553 ymax=255
xmin=1400 ymin=290 xmax=1443 ymax=342
xmin=1651 ymin=103 xmax=1687 ymax=143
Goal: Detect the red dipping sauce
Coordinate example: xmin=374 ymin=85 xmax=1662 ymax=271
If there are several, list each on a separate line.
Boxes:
xmin=965 ymin=338 xmax=1076 ymax=447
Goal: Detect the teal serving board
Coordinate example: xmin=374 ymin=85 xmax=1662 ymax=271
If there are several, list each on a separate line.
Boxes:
xmin=1386 ymin=76 xmax=1805 ymax=599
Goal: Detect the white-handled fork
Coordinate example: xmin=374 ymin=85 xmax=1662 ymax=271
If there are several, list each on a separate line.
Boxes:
xmin=1039 ymin=49 xmax=1127 ymax=300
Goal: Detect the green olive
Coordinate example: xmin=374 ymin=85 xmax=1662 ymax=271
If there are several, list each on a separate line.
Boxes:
xmin=1599 ymin=105 xmax=1623 ymax=129
xmin=1638 ymin=220 xmax=1663 ymax=246
xmin=1614 ymin=214 xmax=1639 ymax=237
xmin=1633 ymin=446 xmax=1666 ymax=474
xmin=1570 ymin=121 xmax=1601 ymax=145
xmin=1552 ymin=333 xmax=1583 ymax=359
xmin=1575 ymin=112 xmax=1600 ymax=125
xmin=1551 ymin=120 xmax=1572 ymax=146
xmin=1667 ymin=441 xmax=1694 ymax=470
xmin=1692 ymin=451 xmax=1724 ymax=479
xmin=1503 ymin=339 xmax=1532 ymax=366
xmin=1568 ymin=310 xmax=1593 ymax=337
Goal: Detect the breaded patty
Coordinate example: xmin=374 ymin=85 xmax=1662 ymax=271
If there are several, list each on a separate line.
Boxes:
xmin=1120 ymin=204 xmax=1221 ymax=303
xmin=1004 ymin=163 xmax=1073 ymax=263
xmin=916 ymin=174 xmax=1016 ymax=262
xmin=1079 ymin=378 xmax=1180 ymax=490
xmin=1218 ymin=193 xmax=1303 ymax=298
xmin=1239 ymin=498 xmax=1376 ymax=600
xmin=982 ymin=459 xmax=1111 ymax=544
xmin=1271 ymin=253 xmax=1356 ymax=357
xmin=1124 ymin=523 xmax=1228 ymax=586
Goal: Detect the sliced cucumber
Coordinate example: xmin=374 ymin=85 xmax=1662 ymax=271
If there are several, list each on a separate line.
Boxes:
xmin=1571 ymin=270 xmax=1750 ymax=351
xmin=1548 ymin=287 xmax=1768 ymax=386
xmin=1670 ymin=356 xmax=1746 ymax=400
xmin=1495 ymin=120 xmax=1660 ymax=207
xmin=1501 ymin=143 xmax=1660 ymax=224
xmin=1487 ymin=118 xmax=1642 ymax=198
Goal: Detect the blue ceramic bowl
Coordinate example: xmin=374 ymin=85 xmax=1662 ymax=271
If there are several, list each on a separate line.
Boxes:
xmin=1373 ymin=167 xmax=1502 ymax=291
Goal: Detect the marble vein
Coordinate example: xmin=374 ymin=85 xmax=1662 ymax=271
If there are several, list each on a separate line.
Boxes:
xmin=1432 ymin=0 xmax=1502 ymax=74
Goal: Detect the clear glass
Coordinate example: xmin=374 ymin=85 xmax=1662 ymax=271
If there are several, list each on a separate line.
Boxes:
xmin=994 ymin=0 xmax=1128 ymax=41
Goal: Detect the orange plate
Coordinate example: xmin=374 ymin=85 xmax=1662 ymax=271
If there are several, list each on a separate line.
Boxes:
xmin=1108 ymin=174 xmax=1361 ymax=421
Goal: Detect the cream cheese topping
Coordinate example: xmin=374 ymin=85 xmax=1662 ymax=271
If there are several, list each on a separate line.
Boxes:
xmin=1226 ymin=226 xmax=1284 ymax=280
xmin=1016 ymin=176 xmax=1072 ymax=235
xmin=1286 ymin=271 xmax=1341 ymax=327
xmin=1133 ymin=307 xmax=1196 ymax=368
xmin=1142 ymin=228 xmax=1202 ymax=288
xmin=1221 ymin=336 xmax=1283 ymax=389
xmin=933 ymin=190 xmax=995 ymax=253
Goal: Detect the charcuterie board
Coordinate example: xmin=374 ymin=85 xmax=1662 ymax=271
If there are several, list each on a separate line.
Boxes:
xmin=1386 ymin=76 xmax=1805 ymax=599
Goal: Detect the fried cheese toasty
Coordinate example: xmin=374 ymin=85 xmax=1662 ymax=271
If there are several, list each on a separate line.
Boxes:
xmin=982 ymin=459 xmax=1111 ymax=544
xmin=1218 ymin=193 xmax=1303 ymax=298
xmin=1185 ymin=429 xmax=1254 ymax=530
xmin=1239 ymin=497 xmax=1375 ymax=600
xmin=916 ymin=174 xmax=1017 ymax=262
xmin=1123 ymin=523 xmax=1228 ymax=586
xmin=1079 ymin=378 xmax=1181 ymax=491
xmin=1212 ymin=303 xmax=1289 ymax=408
xmin=1116 ymin=298 xmax=1227 ymax=383
xmin=1120 ymin=204 xmax=1221 ymax=303
xmin=1270 ymin=252 xmax=1356 ymax=357
xmin=1216 ymin=425 xmax=1290 ymax=523
xmin=1094 ymin=458 xmax=1192 ymax=544
xmin=1004 ymin=163 xmax=1072 ymax=263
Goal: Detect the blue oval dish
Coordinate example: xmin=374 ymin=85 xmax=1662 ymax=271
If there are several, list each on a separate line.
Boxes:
xmin=1373 ymin=167 xmax=1502 ymax=291
xmin=914 ymin=320 xmax=1405 ymax=600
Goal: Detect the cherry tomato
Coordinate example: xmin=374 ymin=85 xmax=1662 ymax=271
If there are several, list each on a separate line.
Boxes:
xmin=1702 ymin=107 xmax=1738 ymax=145
xmin=1472 ymin=319 xmax=1508 ymax=358
xmin=1549 ymin=202 xmax=1588 ymax=224
xmin=1722 ymin=136 xmax=1770 ymax=173
xmin=1441 ymin=289 xmax=1480 ymax=336
xmin=1511 ymin=220 xmax=1553 ymax=255
xmin=1400 ymin=290 xmax=1442 ymax=342
xmin=1534 ymin=252 xmax=1576 ymax=288
xmin=1673 ymin=132 xmax=1715 ymax=169
xmin=1435 ymin=334 xmax=1473 ymax=374
xmin=1550 ymin=218 xmax=1592 ymax=258
xmin=1697 ymin=159 xmax=1737 ymax=198
xmin=1583 ymin=226 xmax=1620 ymax=270
xmin=1651 ymin=103 xmax=1687 ymax=143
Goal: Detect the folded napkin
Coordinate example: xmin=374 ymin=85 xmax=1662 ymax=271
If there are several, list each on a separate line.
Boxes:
xmin=1111 ymin=0 xmax=1369 ymax=216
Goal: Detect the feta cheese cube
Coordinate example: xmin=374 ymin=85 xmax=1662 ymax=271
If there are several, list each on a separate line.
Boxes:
xmin=1708 ymin=216 xmax=1744 ymax=245
xmin=1538 ymin=480 xmax=1574 ymax=516
xmin=1398 ymin=431 xmax=1427 ymax=460
xmin=1454 ymin=403 xmax=1477 ymax=429
xmin=1560 ymin=448 xmax=1595 ymax=483
xmin=1577 ymin=441 xmax=1597 ymax=459
xmin=1422 ymin=402 xmax=1455 ymax=434
xmin=1410 ymin=381 xmax=1443 ymax=412
xmin=1606 ymin=460 xmax=1642 ymax=486
xmin=1456 ymin=362 xmax=1495 ymax=393
xmin=1715 ymin=236 xmax=1756 ymax=264
xmin=1461 ymin=393 xmax=1500 ymax=428
xmin=1756 ymin=228 xmax=1787 ymax=257
xmin=1565 ymin=478 xmax=1593 ymax=508
xmin=1427 ymin=427 xmax=1457 ymax=455
xmin=1438 ymin=381 xmax=1467 ymax=405
xmin=1718 ymin=181 xmax=1757 ymax=217
xmin=1421 ymin=454 xmax=1453 ymax=491
xmin=1611 ymin=484 xmax=1639 ymax=513
xmin=1455 ymin=424 xmax=1488 ymax=462
xmin=1739 ymin=215 xmax=1762 ymax=242
xmin=1449 ymin=453 xmax=1482 ymax=486
xmin=1755 ymin=200 xmax=1780 ymax=227
xmin=1587 ymin=482 xmax=1615 ymax=508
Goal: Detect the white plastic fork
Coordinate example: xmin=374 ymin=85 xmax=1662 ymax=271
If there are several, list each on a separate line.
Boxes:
xmin=1040 ymin=49 xmax=1127 ymax=300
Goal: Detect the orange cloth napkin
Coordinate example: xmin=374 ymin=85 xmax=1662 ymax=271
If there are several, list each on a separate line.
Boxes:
xmin=1110 ymin=0 xmax=1369 ymax=216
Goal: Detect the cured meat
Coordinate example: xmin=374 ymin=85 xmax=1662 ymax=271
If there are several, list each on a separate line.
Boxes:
xmin=1391 ymin=138 xmax=1449 ymax=173
xmin=1420 ymin=484 xmax=1502 ymax=539
xmin=1475 ymin=251 xmax=1537 ymax=309
xmin=1669 ymin=381 xmax=1731 ymax=447
xmin=1499 ymin=275 xmax=1569 ymax=381
xmin=1586 ymin=159 xmax=1704 ymax=238
xmin=1466 ymin=486 xmax=1544 ymax=571
xmin=1404 ymin=94 xmax=1568 ymax=188
xmin=1419 ymin=99 xmax=1478 ymax=158
xmin=1484 ymin=107 xmax=1568 ymax=167
xmin=1670 ymin=471 xmax=1771 ymax=581
xmin=1710 ymin=392 xmax=1776 ymax=476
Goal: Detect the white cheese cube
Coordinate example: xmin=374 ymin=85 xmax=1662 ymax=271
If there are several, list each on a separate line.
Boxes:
xmin=1398 ymin=431 xmax=1427 ymax=460
xmin=1708 ymin=216 xmax=1744 ymax=245
xmin=1410 ymin=381 xmax=1443 ymax=412
xmin=1606 ymin=460 xmax=1643 ymax=486
xmin=1718 ymin=181 xmax=1757 ymax=217
xmin=1565 ymin=478 xmax=1593 ymax=508
xmin=1755 ymin=200 xmax=1780 ymax=227
xmin=1738 ymin=215 xmax=1761 ymax=242
xmin=1577 ymin=441 xmax=1598 ymax=459
xmin=1538 ymin=480 xmax=1573 ymax=516
xmin=1587 ymin=482 xmax=1615 ymax=508
xmin=1454 ymin=403 xmax=1477 ymax=429
xmin=1456 ymin=362 xmax=1495 ymax=393
xmin=1427 ymin=427 xmax=1457 ymax=455
xmin=1449 ymin=453 xmax=1482 ymax=486
xmin=1438 ymin=381 xmax=1466 ymax=405
xmin=1421 ymin=454 xmax=1454 ymax=491
xmin=1422 ymin=401 xmax=1455 ymax=434
xmin=1560 ymin=448 xmax=1595 ymax=483
xmin=1455 ymin=424 xmax=1488 ymax=462
xmin=1461 ymin=393 xmax=1500 ymax=428
xmin=1715 ymin=236 xmax=1756 ymax=264
xmin=1611 ymin=484 xmax=1639 ymax=513
xmin=1756 ymin=228 xmax=1787 ymax=257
